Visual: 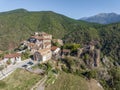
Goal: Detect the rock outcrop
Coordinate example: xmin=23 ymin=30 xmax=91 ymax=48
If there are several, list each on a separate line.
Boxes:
xmin=77 ymin=44 xmax=100 ymax=68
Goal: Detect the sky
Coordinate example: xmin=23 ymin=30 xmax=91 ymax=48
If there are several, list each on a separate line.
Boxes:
xmin=0 ymin=0 xmax=120 ymax=19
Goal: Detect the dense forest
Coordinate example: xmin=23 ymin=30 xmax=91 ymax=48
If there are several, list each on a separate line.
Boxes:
xmin=64 ymin=23 xmax=120 ymax=63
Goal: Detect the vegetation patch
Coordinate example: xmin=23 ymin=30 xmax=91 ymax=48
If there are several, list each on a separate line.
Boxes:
xmin=0 ymin=68 xmax=42 ymax=90
xmin=45 ymin=71 xmax=89 ymax=90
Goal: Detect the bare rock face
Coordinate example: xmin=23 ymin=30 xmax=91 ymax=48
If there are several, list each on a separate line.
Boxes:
xmin=77 ymin=48 xmax=83 ymax=58
xmin=77 ymin=44 xmax=100 ymax=68
xmin=94 ymin=49 xmax=100 ymax=67
xmin=102 ymin=56 xmax=114 ymax=68
xmin=87 ymin=79 xmax=104 ymax=90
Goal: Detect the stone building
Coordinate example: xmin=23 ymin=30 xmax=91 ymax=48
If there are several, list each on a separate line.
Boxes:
xmin=32 ymin=32 xmax=52 ymax=62
xmin=3 ymin=53 xmax=21 ymax=65
xmin=33 ymin=48 xmax=52 ymax=62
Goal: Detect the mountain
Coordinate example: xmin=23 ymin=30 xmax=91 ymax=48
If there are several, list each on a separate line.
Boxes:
xmin=0 ymin=9 xmax=119 ymax=61
xmin=0 ymin=9 xmax=28 ymax=14
xmin=0 ymin=9 xmax=94 ymax=50
xmin=80 ymin=13 xmax=120 ymax=24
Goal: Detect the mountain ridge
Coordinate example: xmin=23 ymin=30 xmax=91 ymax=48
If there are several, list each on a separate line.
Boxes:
xmin=80 ymin=12 xmax=120 ymax=24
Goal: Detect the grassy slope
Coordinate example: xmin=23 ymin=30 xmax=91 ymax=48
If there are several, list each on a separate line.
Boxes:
xmin=0 ymin=69 xmax=42 ymax=90
xmin=45 ymin=72 xmax=88 ymax=90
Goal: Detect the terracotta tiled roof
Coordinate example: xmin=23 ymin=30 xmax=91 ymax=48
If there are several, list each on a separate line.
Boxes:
xmin=4 ymin=53 xmax=21 ymax=58
xmin=28 ymin=43 xmax=35 ymax=47
xmin=51 ymin=46 xmax=58 ymax=51
xmin=37 ymin=48 xmax=51 ymax=55
xmin=62 ymin=49 xmax=70 ymax=53
xmin=44 ymin=42 xmax=51 ymax=46
xmin=38 ymin=48 xmax=50 ymax=53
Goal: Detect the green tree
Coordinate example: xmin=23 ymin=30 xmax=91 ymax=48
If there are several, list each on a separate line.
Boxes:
xmin=21 ymin=51 xmax=30 ymax=60
xmin=110 ymin=67 xmax=120 ymax=89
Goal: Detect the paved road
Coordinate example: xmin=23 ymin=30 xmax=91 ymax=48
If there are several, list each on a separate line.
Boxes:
xmin=0 ymin=59 xmax=37 ymax=80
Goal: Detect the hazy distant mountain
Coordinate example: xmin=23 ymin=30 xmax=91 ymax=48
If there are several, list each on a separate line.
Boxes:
xmin=80 ymin=13 xmax=120 ymax=24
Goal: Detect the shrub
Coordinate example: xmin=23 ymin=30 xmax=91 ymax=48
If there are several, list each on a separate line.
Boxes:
xmin=21 ymin=51 xmax=30 ymax=60
xmin=82 ymin=70 xmax=97 ymax=79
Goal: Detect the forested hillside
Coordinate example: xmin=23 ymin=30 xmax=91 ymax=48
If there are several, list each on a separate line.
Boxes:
xmin=64 ymin=23 xmax=120 ymax=62
xmin=0 ymin=9 xmax=119 ymax=62
xmin=0 ymin=9 xmax=96 ymax=50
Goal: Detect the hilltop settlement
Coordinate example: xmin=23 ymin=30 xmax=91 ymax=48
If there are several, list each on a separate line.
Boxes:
xmin=0 ymin=32 xmax=100 ymax=68
xmin=0 ymin=32 xmax=59 ymax=65
xmin=0 ymin=32 xmax=117 ymax=90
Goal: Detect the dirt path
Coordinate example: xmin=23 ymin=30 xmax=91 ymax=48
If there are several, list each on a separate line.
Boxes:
xmin=36 ymin=76 xmax=47 ymax=90
xmin=87 ymin=79 xmax=104 ymax=90
xmin=31 ymin=75 xmax=47 ymax=90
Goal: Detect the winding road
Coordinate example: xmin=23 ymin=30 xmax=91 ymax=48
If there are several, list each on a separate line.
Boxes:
xmin=0 ymin=59 xmax=36 ymax=80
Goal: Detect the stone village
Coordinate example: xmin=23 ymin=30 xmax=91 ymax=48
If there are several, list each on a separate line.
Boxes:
xmin=0 ymin=32 xmax=62 ymax=66
xmin=0 ymin=32 xmax=100 ymax=80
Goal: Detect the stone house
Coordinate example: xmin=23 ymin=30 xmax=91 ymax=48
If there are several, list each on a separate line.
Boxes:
xmin=62 ymin=49 xmax=71 ymax=56
xmin=31 ymin=32 xmax=52 ymax=62
xmin=27 ymin=32 xmax=52 ymax=53
xmin=4 ymin=53 xmax=21 ymax=65
xmin=51 ymin=46 xmax=60 ymax=55
xmin=33 ymin=48 xmax=52 ymax=62
xmin=20 ymin=32 xmax=52 ymax=62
